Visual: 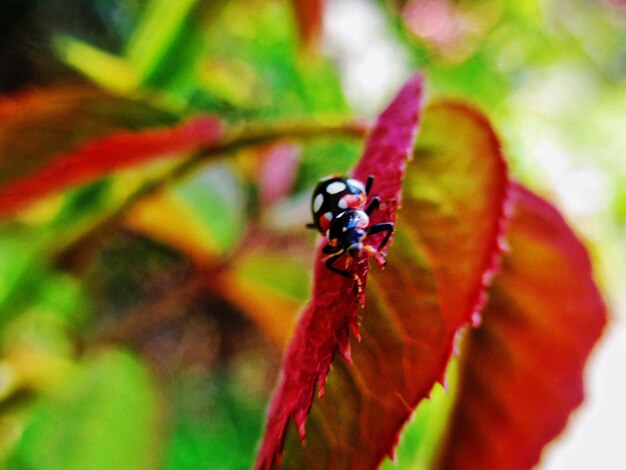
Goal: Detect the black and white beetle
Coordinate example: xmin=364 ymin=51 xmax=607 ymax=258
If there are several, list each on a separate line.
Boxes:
xmin=306 ymin=175 xmax=394 ymax=278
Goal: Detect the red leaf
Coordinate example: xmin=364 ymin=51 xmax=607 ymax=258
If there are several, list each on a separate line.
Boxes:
xmin=290 ymin=0 xmax=324 ymax=50
xmin=0 ymin=87 xmax=174 ymax=185
xmin=0 ymin=86 xmax=223 ymax=218
xmin=254 ymin=73 xmax=424 ymax=470
xmin=436 ymin=183 xmax=607 ymax=470
xmin=276 ymin=101 xmax=509 ymax=469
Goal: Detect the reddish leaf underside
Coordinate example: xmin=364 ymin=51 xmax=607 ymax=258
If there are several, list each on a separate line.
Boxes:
xmin=259 ymin=142 xmax=300 ymax=206
xmin=0 ymin=86 xmax=223 ymax=219
xmin=254 ymin=73 xmax=425 ymax=470
xmin=277 ymin=102 xmax=509 ymax=469
xmin=436 ymin=183 xmax=607 ymax=470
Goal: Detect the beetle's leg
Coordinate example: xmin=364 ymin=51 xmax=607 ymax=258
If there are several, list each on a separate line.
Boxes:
xmin=306 ymin=223 xmax=317 ymax=230
xmin=366 ymin=222 xmax=394 ymax=251
xmin=365 ymin=196 xmax=380 ymax=216
xmin=365 ymin=175 xmax=374 ymax=195
xmin=326 ymin=253 xmax=352 ymax=278
xmin=322 ymin=243 xmax=341 ymax=254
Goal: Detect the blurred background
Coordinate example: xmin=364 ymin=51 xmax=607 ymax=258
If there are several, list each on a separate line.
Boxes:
xmin=0 ymin=0 xmax=624 ymax=469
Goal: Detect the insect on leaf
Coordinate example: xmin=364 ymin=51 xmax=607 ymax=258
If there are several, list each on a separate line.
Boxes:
xmin=255 ymin=73 xmax=425 ymax=470
xmin=276 ymin=101 xmax=510 ymax=469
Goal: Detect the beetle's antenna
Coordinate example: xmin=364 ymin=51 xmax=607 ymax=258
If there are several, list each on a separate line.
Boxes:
xmin=365 ymin=175 xmax=374 ymax=195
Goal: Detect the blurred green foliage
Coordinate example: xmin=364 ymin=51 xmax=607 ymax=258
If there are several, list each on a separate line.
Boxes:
xmin=8 ymin=351 xmax=162 ymax=470
xmin=165 ymin=374 xmax=265 ymax=470
xmin=0 ymin=0 xmax=623 ymax=468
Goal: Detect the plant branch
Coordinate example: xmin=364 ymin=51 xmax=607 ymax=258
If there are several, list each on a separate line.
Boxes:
xmin=52 ymin=120 xmax=368 ymax=269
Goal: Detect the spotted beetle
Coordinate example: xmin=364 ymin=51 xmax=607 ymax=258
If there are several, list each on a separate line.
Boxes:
xmin=306 ymin=175 xmax=394 ymax=278
xmin=307 ymin=175 xmax=371 ymax=233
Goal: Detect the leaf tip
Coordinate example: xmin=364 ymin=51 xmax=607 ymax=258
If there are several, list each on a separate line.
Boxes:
xmin=339 ymin=341 xmax=353 ymax=364
xmin=316 ymin=372 xmax=327 ymax=399
xmin=452 ymin=329 xmax=464 ymax=356
xmin=471 ymin=310 xmax=483 ymax=328
xmin=297 ymin=421 xmax=307 ymax=441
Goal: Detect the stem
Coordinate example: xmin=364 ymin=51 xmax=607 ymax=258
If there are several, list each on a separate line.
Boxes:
xmin=53 ymin=120 xmax=368 ymax=267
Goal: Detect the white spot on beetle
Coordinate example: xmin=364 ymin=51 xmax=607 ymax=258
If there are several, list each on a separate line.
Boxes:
xmin=313 ymin=193 xmax=324 ymax=212
xmin=326 ymin=181 xmax=347 ymax=194
xmin=348 ymin=178 xmax=366 ymax=193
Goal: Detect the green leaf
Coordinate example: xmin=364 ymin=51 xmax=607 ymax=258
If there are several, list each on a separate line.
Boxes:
xmin=7 ymin=350 xmax=163 ymax=470
xmin=165 ymin=374 xmax=266 ymax=470
xmin=173 ymin=164 xmax=246 ymax=254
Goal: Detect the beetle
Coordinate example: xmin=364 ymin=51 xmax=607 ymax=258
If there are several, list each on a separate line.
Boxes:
xmin=306 ymin=175 xmax=394 ymax=278
xmin=307 ymin=175 xmax=372 ymax=234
